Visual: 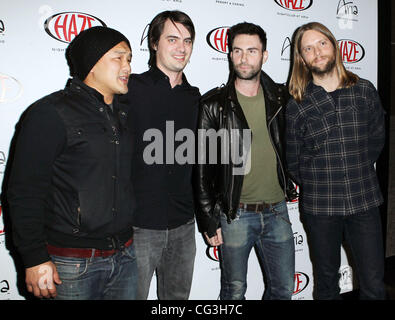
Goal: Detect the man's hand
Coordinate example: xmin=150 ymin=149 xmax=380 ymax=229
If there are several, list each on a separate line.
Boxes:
xmin=25 ymin=261 xmax=62 ymax=298
xmin=204 ymin=228 xmax=223 ymax=247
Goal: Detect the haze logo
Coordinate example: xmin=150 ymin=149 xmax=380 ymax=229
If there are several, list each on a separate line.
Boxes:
xmin=293 ymin=272 xmax=309 ymax=295
xmin=44 ymin=12 xmax=106 ymax=43
xmin=274 ymin=0 xmax=313 ymax=11
xmin=0 ymin=280 xmax=9 ymax=294
xmin=206 ymin=26 xmax=229 ymax=54
xmin=0 ymin=203 xmax=4 ymax=236
xmin=206 ymin=246 xmax=220 ymax=262
xmin=338 ymin=39 xmax=365 ymax=63
xmin=0 ymin=73 xmax=23 ymax=104
xmin=281 ymin=37 xmax=291 ymax=61
xmin=288 ymin=184 xmax=299 ymax=203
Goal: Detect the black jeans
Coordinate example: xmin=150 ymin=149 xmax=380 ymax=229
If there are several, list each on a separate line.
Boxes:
xmin=302 ymin=207 xmax=386 ymax=300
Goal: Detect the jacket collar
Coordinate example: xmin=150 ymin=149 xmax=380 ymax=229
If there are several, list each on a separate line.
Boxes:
xmin=65 ymin=77 xmax=127 ymax=111
xmin=226 ymin=70 xmax=283 ymax=124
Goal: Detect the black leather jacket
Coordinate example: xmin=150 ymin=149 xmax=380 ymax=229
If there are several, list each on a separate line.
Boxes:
xmin=194 ymin=71 xmax=297 ymax=238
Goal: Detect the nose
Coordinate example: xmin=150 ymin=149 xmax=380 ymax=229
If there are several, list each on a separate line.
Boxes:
xmin=122 ymin=58 xmax=131 ymax=74
xmin=314 ymin=45 xmax=321 ymax=57
xmin=177 ymin=41 xmax=186 ymax=53
xmin=240 ymin=51 xmax=247 ymax=63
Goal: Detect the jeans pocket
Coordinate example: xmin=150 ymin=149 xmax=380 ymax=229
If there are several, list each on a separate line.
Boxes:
xmin=122 ymin=244 xmax=137 ymax=260
xmin=272 ymin=201 xmax=292 ymax=225
xmin=51 ymin=256 xmax=89 ymax=281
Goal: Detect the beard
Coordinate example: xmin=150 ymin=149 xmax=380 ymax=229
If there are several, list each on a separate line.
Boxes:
xmin=305 ymin=54 xmax=336 ymax=76
xmin=233 ymin=63 xmax=261 ymax=81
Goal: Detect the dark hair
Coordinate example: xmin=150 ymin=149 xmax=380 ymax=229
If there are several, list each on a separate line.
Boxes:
xmin=147 ymin=10 xmax=195 ymax=68
xmin=227 ymin=22 xmax=267 ymax=52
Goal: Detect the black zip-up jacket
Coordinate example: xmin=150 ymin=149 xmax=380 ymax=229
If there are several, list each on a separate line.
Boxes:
xmin=7 ymin=79 xmax=135 ymax=268
xmin=195 ymin=71 xmax=297 ymax=238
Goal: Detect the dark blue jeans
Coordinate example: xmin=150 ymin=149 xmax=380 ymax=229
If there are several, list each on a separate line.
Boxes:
xmin=219 ymin=200 xmax=295 ymax=300
xmin=51 ymin=244 xmax=137 ymax=300
xmin=302 ymin=207 xmax=386 ymax=300
xmin=132 ymin=220 xmax=196 ymax=300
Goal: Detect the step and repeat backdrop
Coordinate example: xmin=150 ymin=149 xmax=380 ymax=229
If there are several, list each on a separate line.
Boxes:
xmin=0 ymin=0 xmax=378 ymax=300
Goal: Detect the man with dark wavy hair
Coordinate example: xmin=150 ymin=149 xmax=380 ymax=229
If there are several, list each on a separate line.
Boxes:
xmin=123 ymin=10 xmax=200 ymax=300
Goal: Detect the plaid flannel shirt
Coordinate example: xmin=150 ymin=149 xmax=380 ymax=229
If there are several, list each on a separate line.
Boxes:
xmin=285 ymin=79 xmax=385 ymax=216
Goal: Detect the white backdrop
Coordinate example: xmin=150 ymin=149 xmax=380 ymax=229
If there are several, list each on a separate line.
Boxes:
xmin=0 ymin=0 xmax=377 ymax=300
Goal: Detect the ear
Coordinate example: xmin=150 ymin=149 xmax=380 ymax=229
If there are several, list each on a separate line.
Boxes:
xmin=262 ymin=50 xmax=269 ymax=64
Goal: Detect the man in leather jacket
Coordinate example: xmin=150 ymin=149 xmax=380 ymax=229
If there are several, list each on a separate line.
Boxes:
xmin=7 ymin=27 xmax=136 ymax=299
xmin=195 ymin=22 xmax=297 ymax=300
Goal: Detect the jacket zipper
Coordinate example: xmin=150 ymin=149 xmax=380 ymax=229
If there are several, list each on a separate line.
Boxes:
xmin=268 ymin=106 xmax=287 ymax=197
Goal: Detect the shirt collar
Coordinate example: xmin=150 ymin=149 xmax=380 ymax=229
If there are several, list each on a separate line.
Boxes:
xmin=147 ymin=66 xmax=191 ymax=88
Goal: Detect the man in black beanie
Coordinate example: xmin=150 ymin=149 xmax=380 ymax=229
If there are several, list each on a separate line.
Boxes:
xmin=7 ymin=26 xmax=136 ymax=299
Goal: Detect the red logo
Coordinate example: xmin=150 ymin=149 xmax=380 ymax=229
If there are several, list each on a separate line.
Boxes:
xmin=0 ymin=204 xmax=4 ymax=236
xmin=206 ymin=246 xmax=220 ymax=262
xmin=274 ymin=0 xmax=313 ymax=11
xmin=293 ymin=272 xmax=309 ymax=295
xmin=206 ymin=27 xmax=229 ymax=54
xmin=44 ymin=12 xmax=106 ymax=43
xmin=338 ymin=39 xmax=365 ymax=63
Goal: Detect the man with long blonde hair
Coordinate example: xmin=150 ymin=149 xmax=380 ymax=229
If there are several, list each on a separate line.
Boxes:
xmin=286 ymin=22 xmax=386 ymax=299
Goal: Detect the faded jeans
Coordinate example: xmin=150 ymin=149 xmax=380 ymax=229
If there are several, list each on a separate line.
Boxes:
xmin=51 ymin=244 xmax=137 ymax=300
xmin=133 ymin=219 xmax=196 ymax=300
xmin=219 ymin=200 xmax=295 ymax=300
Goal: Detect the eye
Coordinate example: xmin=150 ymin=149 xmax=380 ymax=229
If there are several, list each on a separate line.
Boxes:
xmin=184 ymin=39 xmax=192 ymax=45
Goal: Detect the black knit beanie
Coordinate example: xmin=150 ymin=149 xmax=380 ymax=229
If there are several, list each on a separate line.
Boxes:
xmin=66 ymin=26 xmax=131 ymax=81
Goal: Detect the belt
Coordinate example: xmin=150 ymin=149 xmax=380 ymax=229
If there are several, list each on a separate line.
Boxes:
xmin=239 ymin=201 xmax=281 ymax=213
xmin=47 ymin=238 xmax=133 ymax=258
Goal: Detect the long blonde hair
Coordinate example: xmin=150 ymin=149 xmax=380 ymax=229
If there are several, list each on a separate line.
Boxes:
xmin=288 ymin=22 xmax=359 ymax=103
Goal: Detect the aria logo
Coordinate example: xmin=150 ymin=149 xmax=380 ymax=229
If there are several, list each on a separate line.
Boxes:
xmin=338 ymin=39 xmax=365 ymax=63
xmin=281 ymin=37 xmax=292 ymax=61
xmin=140 ymin=23 xmax=150 ymax=47
xmin=206 ymin=26 xmax=229 ymax=54
xmin=337 ymin=0 xmax=358 ymax=17
xmin=44 ymin=12 xmax=106 ymax=43
xmin=0 ymin=280 xmax=9 ymax=293
xmin=274 ymin=0 xmax=313 ymax=11
xmin=293 ymin=272 xmax=309 ymax=295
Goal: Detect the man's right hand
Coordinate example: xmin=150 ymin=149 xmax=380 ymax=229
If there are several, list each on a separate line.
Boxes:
xmin=25 ymin=260 xmax=62 ymax=298
xmin=204 ymin=228 xmax=223 ymax=247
